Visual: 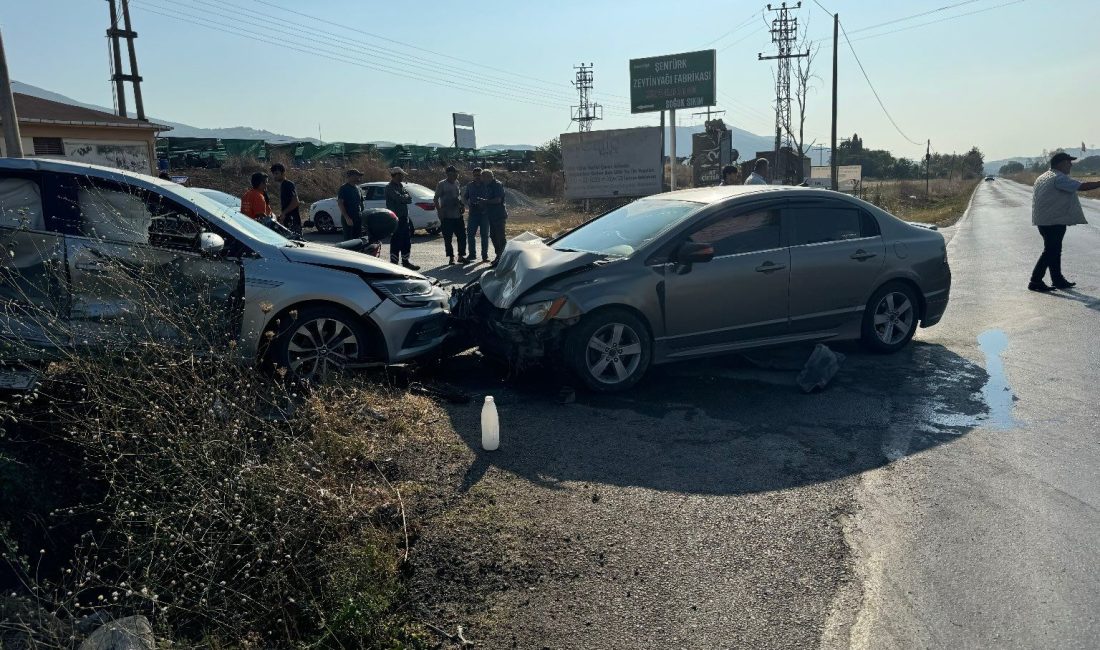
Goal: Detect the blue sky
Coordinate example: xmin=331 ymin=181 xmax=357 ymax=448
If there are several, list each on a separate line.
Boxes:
xmin=1 ymin=0 xmax=1086 ymax=160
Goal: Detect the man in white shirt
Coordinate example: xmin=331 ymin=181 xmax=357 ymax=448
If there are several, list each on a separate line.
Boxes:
xmin=1029 ymin=152 xmax=1100 ymax=292
xmin=744 ymin=158 xmax=769 ymax=185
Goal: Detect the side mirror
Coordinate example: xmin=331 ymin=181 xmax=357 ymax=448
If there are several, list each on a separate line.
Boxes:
xmin=674 ymin=241 xmax=714 ymax=275
xmin=199 ymin=232 xmax=225 ymax=256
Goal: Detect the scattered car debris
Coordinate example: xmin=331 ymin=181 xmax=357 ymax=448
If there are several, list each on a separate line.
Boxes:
xmin=796 ymin=344 xmax=846 ymax=393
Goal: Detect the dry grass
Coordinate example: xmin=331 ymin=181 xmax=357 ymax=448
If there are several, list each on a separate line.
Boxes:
xmin=861 ymin=178 xmax=979 ymax=226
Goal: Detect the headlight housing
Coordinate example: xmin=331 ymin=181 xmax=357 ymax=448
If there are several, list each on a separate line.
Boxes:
xmin=371 ymin=278 xmax=435 ymax=307
xmin=507 ymin=296 xmax=578 ymax=325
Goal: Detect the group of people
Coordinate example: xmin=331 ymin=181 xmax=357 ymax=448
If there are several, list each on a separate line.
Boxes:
xmin=239 ymin=163 xmax=303 ymax=232
xmin=433 ymin=166 xmax=509 ymax=266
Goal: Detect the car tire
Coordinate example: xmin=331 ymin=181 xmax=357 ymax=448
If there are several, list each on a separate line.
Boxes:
xmin=314 ymin=211 xmax=335 ymax=233
xmin=269 ymin=305 xmax=369 ymax=383
xmin=861 ymin=282 xmax=920 ymax=353
xmin=565 ymin=308 xmax=651 ymax=392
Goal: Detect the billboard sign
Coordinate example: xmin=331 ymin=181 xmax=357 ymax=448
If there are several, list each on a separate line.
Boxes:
xmin=692 ymin=130 xmax=733 ymax=187
xmin=808 ymin=165 xmax=862 ymax=190
xmin=561 ymin=127 xmax=663 ymax=200
xmin=629 ymin=50 xmax=716 ymax=113
xmin=453 ymin=113 xmax=476 ymax=149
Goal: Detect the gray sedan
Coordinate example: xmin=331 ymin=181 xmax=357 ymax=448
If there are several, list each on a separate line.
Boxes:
xmin=452 ymin=185 xmax=951 ymax=392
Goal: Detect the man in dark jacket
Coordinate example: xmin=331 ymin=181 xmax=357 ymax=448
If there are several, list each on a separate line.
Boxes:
xmin=481 ymin=170 xmax=508 ymax=265
xmin=385 ymin=167 xmax=419 ymax=270
xmin=270 ymin=163 xmax=302 ymax=234
xmin=464 ymin=167 xmax=489 ymax=264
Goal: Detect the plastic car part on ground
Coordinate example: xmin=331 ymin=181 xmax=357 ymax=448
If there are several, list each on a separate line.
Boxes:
xmin=796 ymin=344 xmax=847 ymax=393
xmin=478 ymin=232 xmax=601 ymax=309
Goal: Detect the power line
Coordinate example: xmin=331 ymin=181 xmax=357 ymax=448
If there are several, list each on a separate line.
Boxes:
xmin=848 ymin=0 xmax=985 ymax=34
xmin=247 ymin=0 xmax=635 ymax=102
xmin=129 ymin=2 xmax=576 ymax=112
xmin=178 ymin=0 xmax=637 ymax=113
xmin=851 ymin=0 xmax=1029 ymax=43
xmin=838 ymin=20 xmax=922 ymax=146
xmin=702 ymin=11 xmax=761 ymax=47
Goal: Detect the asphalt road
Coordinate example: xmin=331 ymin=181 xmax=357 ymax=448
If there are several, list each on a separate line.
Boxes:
xmin=309 ymin=186 xmax=1099 ymax=648
xmin=827 ymin=179 xmax=1100 ymax=649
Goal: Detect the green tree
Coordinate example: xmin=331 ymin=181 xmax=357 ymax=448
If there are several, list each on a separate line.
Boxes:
xmin=536 ymin=137 xmax=562 ymax=174
xmin=961 ymin=146 xmax=985 ymax=179
xmin=998 ymin=161 xmax=1025 ymax=175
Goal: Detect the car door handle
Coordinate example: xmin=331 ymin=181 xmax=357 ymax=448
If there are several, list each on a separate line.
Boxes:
xmin=755 ymin=261 xmax=787 ymax=273
xmin=850 ymin=249 xmax=877 ymax=261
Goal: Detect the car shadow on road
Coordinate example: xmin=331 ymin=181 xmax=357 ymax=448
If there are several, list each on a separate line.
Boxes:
xmin=436 ymin=341 xmax=993 ymax=496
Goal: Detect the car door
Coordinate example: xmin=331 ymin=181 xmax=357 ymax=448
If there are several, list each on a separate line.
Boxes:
xmin=0 ymin=170 xmax=70 ymax=355
xmin=57 ymin=173 xmax=244 ymax=347
xmin=661 ymin=204 xmax=790 ymax=354
xmin=785 ymin=200 xmax=886 ymax=334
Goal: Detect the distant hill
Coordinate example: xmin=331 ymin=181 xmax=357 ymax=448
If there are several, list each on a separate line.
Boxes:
xmin=985 ymin=146 xmax=1099 ymax=174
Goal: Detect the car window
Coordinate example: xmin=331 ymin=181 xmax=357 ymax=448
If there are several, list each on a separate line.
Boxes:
xmin=689 ymin=209 xmax=782 ymax=256
xmin=0 ymin=176 xmax=45 ymax=231
xmin=73 ymin=181 xmax=206 ymax=252
xmin=788 ymin=206 xmax=863 ymax=245
xmin=361 ymin=186 xmax=379 ymax=200
xmin=552 ymin=199 xmax=702 ymax=258
xmin=860 ymin=211 xmax=881 ymax=237
xmin=147 ymin=194 xmax=209 ymax=251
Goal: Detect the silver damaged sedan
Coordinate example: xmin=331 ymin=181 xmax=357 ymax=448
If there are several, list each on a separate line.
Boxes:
xmin=452 ymin=185 xmax=951 ymax=392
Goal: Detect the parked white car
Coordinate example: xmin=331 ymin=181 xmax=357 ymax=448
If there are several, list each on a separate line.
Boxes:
xmin=309 ymin=182 xmax=441 ymax=235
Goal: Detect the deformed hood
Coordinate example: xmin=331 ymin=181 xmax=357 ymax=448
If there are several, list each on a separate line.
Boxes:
xmin=480 ymin=232 xmax=602 ymax=309
xmin=280 ymin=242 xmax=418 ymax=278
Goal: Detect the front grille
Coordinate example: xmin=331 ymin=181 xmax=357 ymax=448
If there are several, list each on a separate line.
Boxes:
xmin=402 ymin=314 xmax=448 ymax=349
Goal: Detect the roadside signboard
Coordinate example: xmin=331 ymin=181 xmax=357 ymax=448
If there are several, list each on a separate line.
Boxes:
xmin=809 ymin=165 xmax=862 ymax=190
xmin=629 ymin=50 xmax=716 ymax=113
xmin=561 ymin=127 xmax=663 ymax=200
xmin=453 ymin=113 xmax=476 ymax=149
xmin=692 ymin=130 xmax=733 ymax=187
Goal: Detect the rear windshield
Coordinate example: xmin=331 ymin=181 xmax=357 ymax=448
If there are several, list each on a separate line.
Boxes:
xmin=552 ymin=199 xmax=701 ymax=257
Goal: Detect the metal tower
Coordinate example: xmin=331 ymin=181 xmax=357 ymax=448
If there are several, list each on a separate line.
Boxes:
xmin=571 ymin=63 xmax=602 ymax=132
xmin=759 ymin=2 xmax=807 ymax=183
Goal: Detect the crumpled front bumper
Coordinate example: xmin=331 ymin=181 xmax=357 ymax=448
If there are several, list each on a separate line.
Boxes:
xmin=448 ymin=282 xmax=573 ymax=368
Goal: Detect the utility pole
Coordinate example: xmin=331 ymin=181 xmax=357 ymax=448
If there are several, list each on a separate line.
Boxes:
xmin=571 ymin=63 xmax=602 ymax=132
xmin=670 ymin=109 xmax=678 ymax=191
xmin=925 ymin=139 xmax=931 ymax=200
xmin=812 ymin=144 xmax=827 ymax=166
xmin=0 ymin=29 xmax=24 ymax=157
xmin=760 ymin=2 xmax=808 ymax=185
xmin=106 ymin=0 xmax=146 ymax=120
xmin=690 ymin=107 xmax=725 ymax=123
xmin=831 ymin=12 xmax=838 ymax=191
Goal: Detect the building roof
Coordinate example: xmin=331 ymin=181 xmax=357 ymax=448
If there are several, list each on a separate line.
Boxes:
xmin=8 ymin=93 xmax=170 ymax=132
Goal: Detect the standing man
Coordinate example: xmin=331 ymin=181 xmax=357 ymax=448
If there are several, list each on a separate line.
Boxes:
xmin=270 ymin=163 xmax=302 ymax=235
xmin=719 ymin=164 xmax=740 ymax=186
xmin=1029 ymin=152 xmax=1100 ymax=292
xmin=241 ymin=171 xmax=273 ymax=220
xmin=338 ymin=168 xmax=365 ymax=239
xmin=386 ymin=167 xmax=419 ymax=270
xmin=435 ymin=165 xmax=468 ymax=265
xmin=744 ymin=158 xmax=769 ymax=185
xmin=481 ymin=169 xmax=508 ymax=265
xmin=465 ymin=167 xmax=489 ymax=264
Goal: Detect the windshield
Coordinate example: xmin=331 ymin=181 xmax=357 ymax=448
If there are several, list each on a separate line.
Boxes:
xmin=552 ymin=199 xmax=702 ymax=257
xmin=170 ymin=185 xmax=292 ymax=247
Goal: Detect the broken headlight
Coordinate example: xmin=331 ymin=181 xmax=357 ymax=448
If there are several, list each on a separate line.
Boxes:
xmin=507 ymin=297 xmax=578 ymax=325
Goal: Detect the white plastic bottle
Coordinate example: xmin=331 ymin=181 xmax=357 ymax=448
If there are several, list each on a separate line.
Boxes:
xmin=481 ymin=396 xmax=500 ymax=451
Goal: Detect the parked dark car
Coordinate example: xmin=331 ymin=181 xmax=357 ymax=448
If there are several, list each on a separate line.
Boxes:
xmin=451 ymin=185 xmax=951 ymax=392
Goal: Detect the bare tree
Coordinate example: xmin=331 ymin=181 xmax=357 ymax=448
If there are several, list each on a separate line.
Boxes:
xmin=784 ymin=37 xmax=819 ymax=183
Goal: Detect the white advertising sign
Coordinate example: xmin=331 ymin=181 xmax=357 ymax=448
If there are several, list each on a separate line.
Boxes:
xmin=561 ymin=127 xmax=663 ymax=200
xmin=808 ymin=165 xmax=862 ymax=189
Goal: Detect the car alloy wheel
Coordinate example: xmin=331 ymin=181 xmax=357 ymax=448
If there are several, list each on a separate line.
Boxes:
xmin=286 ymin=317 xmax=360 ymax=381
xmin=872 ymin=291 xmax=915 ymax=346
xmin=585 ymin=322 xmax=643 ymax=386
xmin=314 ymin=211 xmax=335 ymax=233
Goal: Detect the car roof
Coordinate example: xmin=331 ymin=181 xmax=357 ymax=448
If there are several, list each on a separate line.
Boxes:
xmin=0 ymin=156 xmax=179 ymax=189
xmin=651 ymin=184 xmax=863 ymax=205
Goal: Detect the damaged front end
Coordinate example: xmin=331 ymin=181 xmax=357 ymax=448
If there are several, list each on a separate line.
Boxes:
xmin=448 ymin=233 xmax=601 ymax=371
